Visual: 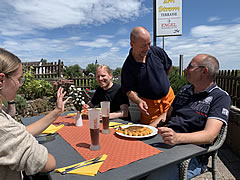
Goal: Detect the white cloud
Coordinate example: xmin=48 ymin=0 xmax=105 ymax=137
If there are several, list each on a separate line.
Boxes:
xmin=1 ymin=0 xmax=145 ymax=36
xmin=165 ymin=24 xmax=240 ymax=70
xmin=75 ymin=38 xmax=112 ymax=48
xmin=208 ymin=16 xmax=221 ymax=22
xmin=117 ymin=39 xmax=129 ymax=47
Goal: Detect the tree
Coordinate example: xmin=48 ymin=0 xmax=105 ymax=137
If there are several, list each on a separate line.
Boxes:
xmin=64 ymin=64 xmax=83 ymax=78
xmin=113 ymin=67 xmax=122 ymax=78
xmin=40 ymin=58 xmax=47 ymax=64
xmin=85 ymin=63 xmax=99 ymax=76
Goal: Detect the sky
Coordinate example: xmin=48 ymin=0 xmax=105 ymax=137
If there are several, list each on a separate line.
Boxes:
xmin=0 ymin=0 xmax=239 ymax=70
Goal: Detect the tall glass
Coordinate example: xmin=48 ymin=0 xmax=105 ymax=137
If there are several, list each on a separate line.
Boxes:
xmin=100 ymin=101 xmax=110 ymax=134
xmin=88 ymin=108 xmax=101 ymax=151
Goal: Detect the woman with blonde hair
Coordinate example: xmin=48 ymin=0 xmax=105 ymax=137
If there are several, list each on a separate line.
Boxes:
xmin=0 ymin=48 xmax=69 ymax=179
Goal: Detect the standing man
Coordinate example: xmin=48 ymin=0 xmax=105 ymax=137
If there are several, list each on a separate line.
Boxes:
xmin=83 ymin=65 xmax=130 ymax=120
xmin=121 ymin=26 xmax=175 ymax=127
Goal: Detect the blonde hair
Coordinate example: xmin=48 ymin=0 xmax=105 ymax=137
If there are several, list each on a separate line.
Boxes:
xmin=96 ymin=65 xmax=112 ymax=75
xmin=0 ymin=48 xmax=21 ymax=109
xmin=0 ymin=48 xmax=21 ymax=76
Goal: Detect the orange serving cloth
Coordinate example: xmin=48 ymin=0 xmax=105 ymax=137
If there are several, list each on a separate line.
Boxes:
xmin=140 ymin=86 xmax=175 ymax=125
xmin=54 ymin=116 xmax=162 ymax=173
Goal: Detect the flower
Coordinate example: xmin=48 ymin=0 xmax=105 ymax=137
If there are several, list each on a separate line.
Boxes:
xmin=69 ymin=85 xmax=86 ymax=111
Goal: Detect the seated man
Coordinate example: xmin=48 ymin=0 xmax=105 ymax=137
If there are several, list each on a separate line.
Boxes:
xmin=83 ymin=65 xmax=130 ymax=120
xmin=147 ymin=54 xmax=231 ymax=180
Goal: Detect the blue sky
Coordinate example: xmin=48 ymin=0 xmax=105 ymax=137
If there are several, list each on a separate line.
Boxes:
xmin=0 ymin=0 xmax=239 ymax=70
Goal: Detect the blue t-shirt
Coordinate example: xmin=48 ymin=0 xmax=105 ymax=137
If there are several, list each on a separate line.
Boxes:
xmin=121 ymin=46 xmax=172 ymax=100
xmin=168 ymin=83 xmax=231 ymax=133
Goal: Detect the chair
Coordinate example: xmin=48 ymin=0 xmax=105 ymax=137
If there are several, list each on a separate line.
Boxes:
xmin=128 ymin=100 xmax=140 ymax=123
xmin=179 ymin=124 xmax=228 ymax=180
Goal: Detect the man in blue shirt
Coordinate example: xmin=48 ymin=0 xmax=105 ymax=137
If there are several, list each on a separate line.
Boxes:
xmin=121 ymin=26 xmax=175 ymax=127
xmin=151 ymin=54 xmax=231 ymax=180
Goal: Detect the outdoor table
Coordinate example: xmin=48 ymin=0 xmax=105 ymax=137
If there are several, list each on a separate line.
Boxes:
xmin=21 ymin=113 xmax=207 ymax=180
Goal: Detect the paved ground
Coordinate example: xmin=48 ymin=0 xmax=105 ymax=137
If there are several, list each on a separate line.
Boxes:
xmin=192 ymin=144 xmax=240 ymax=180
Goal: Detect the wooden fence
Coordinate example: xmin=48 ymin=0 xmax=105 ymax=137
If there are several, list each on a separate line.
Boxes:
xmin=71 ymin=77 xmax=96 ymax=89
xmin=22 ymin=60 xmax=64 ymax=80
xmin=22 ymin=61 xmax=240 ymax=108
xmin=216 ymin=70 xmax=240 ymax=108
xmin=22 ymin=60 xmax=95 ymax=89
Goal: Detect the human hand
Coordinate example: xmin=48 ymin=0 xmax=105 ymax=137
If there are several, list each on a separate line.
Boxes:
xmin=55 ymin=87 xmax=70 ymax=114
xmin=158 ymin=127 xmax=178 ymax=145
xmin=138 ymin=100 xmax=149 ymax=115
xmin=82 ymin=104 xmax=89 ymax=109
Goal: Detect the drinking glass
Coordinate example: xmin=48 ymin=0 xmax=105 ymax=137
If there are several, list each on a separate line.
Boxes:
xmin=100 ymin=101 xmax=110 ymax=134
xmin=88 ymin=108 xmax=101 ymax=151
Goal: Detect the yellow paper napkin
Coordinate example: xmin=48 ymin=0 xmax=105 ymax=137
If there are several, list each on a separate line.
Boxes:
xmin=67 ymin=113 xmax=77 ymax=116
xmin=109 ymin=122 xmax=133 ymax=129
xmin=42 ymin=124 xmax=64 ymax=134
xmin=55 ymin=154 xmax=107 ymax=176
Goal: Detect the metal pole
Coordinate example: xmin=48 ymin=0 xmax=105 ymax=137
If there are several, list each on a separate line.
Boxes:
xmin=153 ymin=0 xmax=156 ymax=46
xmin=162 ymin=36 xmax=165 ymax=50
xmin=179 ymin=54 xmax=183 ymax=76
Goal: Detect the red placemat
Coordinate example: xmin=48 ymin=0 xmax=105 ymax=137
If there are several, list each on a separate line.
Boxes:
xmin=54 ymin=116 xmax=162 ymax=173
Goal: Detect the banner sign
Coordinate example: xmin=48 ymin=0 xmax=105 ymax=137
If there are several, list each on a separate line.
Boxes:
xmin=156 ymin=0 xmax=182 ymax=36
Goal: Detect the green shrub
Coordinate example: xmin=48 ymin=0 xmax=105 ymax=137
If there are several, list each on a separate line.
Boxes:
xmin=89 ymin=79 xmax=99 ymax=90
xmin=169 ymin=66 xmax=188 ymax=94
xmin=18 ymin=68 xmax=54 ymax=100
xmin=15 ymin=95 xmax=27 ymax=115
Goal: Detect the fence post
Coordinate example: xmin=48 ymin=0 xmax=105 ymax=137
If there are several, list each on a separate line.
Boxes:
xmin=179 ymin=54 xmax=183 ymax=76
xmin=58 ymin=59 xmax=62 ymax=78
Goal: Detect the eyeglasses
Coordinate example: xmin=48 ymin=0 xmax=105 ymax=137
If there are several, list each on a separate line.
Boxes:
xmin=186 ymin=63 xmax=205 ymax=70
xmin=8 ymin=76 xmax=26 ymax=86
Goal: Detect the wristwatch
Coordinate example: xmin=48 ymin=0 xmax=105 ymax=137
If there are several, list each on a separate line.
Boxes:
xmin=8 ymin=101 xmax=15 ymax=104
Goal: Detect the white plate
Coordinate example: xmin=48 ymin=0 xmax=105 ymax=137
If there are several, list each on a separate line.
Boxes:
xmin=115 ymin=124 xmax=158 ymax=139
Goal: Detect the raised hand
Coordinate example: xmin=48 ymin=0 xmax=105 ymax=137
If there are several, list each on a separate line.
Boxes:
xmin=55 ymin=87 xmax=70 ymax=114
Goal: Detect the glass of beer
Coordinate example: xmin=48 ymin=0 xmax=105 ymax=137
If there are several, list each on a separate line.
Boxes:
xmin=100 ymin=101 xmax=110 ymax=134
xmin=88 ymin=108 xmax=101 ymax=151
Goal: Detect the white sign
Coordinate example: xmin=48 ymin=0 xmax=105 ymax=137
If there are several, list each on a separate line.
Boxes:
xmin=156 ymin=0 xmax=182 ymax=36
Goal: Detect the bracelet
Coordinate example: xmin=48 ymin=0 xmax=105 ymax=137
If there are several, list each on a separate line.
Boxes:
xmin=8 ymin=101 xmax=15 ymax=104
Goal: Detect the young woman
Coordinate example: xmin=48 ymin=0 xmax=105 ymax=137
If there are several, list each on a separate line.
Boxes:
xmin=0 ymin=48 xmax=69 ymax=179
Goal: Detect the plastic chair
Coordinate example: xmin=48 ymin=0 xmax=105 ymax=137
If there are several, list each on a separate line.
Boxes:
xmin=179 ymin=124 xmax=228 ymax=180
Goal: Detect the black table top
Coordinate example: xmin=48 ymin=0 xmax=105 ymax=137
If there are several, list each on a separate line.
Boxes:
xmin=21 ymin=113 xmax=207 ymax=180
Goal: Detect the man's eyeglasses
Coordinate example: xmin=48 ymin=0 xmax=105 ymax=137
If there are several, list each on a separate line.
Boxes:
xmin=186 ymin=63 xmax=205 ymax=70
xmin=8 ymin=76 xmax=26 ymax=86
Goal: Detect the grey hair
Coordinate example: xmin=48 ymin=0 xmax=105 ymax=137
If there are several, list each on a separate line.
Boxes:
xmin=200 ymin=54 xmax=219 ymax=80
